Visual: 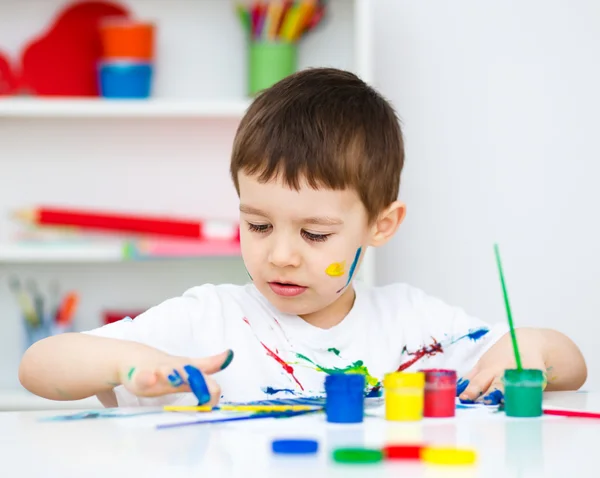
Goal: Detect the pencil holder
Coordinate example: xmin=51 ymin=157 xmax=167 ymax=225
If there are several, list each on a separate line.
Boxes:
xmin=248 ymin=41 xmax=297 ymax=96
xmin=22 ymin=316 xmax=74 ymax=352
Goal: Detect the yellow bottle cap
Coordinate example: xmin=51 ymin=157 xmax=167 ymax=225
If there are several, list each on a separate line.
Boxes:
xmin=421 ymin=447 xmax=477 ymax=465
xmin=384 ymin=372 xmax=425 ymax=388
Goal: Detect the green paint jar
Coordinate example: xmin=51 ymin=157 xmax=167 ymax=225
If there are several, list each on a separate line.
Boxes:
xmin=504 ymin=369 xmax=544 ymax=417
xmin=248 ymin=41 xmax=297 ymax=96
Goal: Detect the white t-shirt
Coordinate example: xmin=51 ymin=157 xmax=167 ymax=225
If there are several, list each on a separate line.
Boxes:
xmin=84 ymin=281 xmax=507 ymax=407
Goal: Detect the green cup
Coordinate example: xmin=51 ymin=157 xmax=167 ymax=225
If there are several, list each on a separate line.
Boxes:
xmin=248 ymin=41 xmax=297 ymax=96
xmin=504 ymin=369 xmax=544 ymax=418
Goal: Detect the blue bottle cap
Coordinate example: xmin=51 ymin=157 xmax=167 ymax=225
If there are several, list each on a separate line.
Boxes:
xmin=272 ymin=439 xmax=319 ymax=455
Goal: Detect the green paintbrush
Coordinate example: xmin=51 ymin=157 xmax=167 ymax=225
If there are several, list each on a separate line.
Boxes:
xmin=494 ymin=243 xmax=523 ymax=370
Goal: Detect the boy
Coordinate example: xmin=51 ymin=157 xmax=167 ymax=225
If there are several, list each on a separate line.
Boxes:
xmin=19 ymin=68 xmax=586 ymax=408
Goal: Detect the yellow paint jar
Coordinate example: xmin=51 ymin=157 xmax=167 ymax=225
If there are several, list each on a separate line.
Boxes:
xmin=384 ymin=372 xmax=425 ymax=421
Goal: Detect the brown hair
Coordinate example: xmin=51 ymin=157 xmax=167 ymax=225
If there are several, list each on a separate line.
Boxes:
xmin=230 ymin=67 xmax=404 ymax=223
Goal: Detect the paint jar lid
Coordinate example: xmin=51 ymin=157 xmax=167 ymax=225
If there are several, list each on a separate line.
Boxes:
xmin=272 ymin=439 xmax=319 ymax=455
xmin=421 ymin=447 xmax=477 ymax=465
xmin=504 ymin=369 xmax=545 ymax=385
xmin=325 ymin=373 xmax=365 ymax=390
xmin=384 ymin=372 xmax=425 ymax=388
xmin=421 ymin=369 xmax=457 ymax=384
xmin=383 ymin=444 xmax=422 ymax=460
xmin=332 ymin=447 xmax=383 ymax=464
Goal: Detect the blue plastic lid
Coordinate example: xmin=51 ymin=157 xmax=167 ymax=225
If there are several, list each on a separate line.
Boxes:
xmin=272 ymin=439 xmax=319 ymax=455
xmin=325 ymin=373 xmax=365 ymax=390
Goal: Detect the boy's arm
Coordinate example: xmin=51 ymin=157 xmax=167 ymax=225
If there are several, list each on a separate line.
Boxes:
xmin=19 ymin=333 xmax=232 ymax=404
xmin=460 ymin=327 xmax=587 ymax=401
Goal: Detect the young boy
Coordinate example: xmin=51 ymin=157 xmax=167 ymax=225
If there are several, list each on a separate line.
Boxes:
xmin=19 ymin=68 xmax=586 ymax=408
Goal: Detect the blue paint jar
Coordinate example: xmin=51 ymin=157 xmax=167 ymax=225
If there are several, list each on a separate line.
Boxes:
xmin=98 ymin=60 xmax=153 ymax=99
xmin=324 ymin=373 xmax=365 ymax=423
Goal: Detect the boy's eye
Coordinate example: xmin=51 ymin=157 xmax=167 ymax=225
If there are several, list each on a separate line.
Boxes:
xmin=301 ymin=230 xmax=330 ymax=243
xmin=247 ymin=223 xmax=271 ymax=233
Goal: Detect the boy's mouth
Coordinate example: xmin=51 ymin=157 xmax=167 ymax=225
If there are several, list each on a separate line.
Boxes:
xmin=268 ymin=281 xmax=307 ymax=297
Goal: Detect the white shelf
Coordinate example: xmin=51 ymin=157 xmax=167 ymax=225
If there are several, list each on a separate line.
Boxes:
xmin=0 ymin=98 xmax=252 ymax=119
xmin=0 ymin=242 xmax=242 ymax=263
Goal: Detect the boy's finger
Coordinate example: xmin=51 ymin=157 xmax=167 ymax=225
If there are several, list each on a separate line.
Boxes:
xmin=482 ymin=376 xmax=505 ymax=405
xmin=456 ymin=367 xmax=479 ymax=397
xmin=204 ymin=376 xmax=222 ymax=407
xmin=134 ymin=369 xmax=159 ymax=390
xmin=192 ymin=349 xmax=235 ymax=375
xmin=459 ymin=371 xmax=494 ymax=403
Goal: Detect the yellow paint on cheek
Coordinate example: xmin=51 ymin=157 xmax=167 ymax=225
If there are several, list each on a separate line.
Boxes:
xmin=325 ymin=261 xmax=346 ymax=277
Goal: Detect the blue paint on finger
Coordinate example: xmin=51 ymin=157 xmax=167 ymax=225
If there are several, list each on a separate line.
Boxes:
xmin=184 ymin=365 xmax=211 ymax=405
xmin=483 ymin=389 xmax=504 ymax=405
xmin=168 ymin=370 xmax=184 ymax=387
xmin=456 ymin=378 xmax=469 ymax=396
xmin=459 ymin=398 xmax=476 ymax=404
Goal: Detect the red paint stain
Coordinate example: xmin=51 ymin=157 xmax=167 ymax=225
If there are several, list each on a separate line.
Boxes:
xmin=242 ymin=316 xmax=304 ymax=390
xmin=260 ymin=341 xmax=304 ymax=390
xmin=397 ymin=339 xmax=444 ymax=372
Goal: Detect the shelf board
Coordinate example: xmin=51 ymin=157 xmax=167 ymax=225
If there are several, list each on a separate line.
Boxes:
xmin=0 ymin=97 xmax=252 ymax=119
xmin=0 ymin=241 xmax=242 ymax=263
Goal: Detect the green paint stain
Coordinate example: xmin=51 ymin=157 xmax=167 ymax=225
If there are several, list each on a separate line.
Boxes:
xmin=296 ymin=353 xmax=380 ymax=388
xmin=327 ymin=347 xmax=341 ymax=357
xmin=127 ymin=367 xmax=136 ymax=381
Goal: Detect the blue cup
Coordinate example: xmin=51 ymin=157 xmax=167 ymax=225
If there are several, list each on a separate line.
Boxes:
xmin=98 ymin=60 xmax=153 ymax=99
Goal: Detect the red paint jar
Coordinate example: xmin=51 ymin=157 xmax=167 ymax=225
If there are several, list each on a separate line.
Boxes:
xmin=421 ymin=369 xmax=457 ymax=418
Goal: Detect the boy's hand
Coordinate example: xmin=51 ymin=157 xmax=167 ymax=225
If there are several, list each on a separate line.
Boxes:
xmin=117 ymin=349 xmax=234 ymax=406
xmin=458 ymin=333 xmax=546 ymax=404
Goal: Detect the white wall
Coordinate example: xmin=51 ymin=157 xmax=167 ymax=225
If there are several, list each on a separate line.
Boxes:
xmin=374 ymin=0 xmax=600 ymax=388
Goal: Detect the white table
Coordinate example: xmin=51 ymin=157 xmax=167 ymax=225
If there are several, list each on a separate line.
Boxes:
xmin=0 ymin=391 xmax=596 ymax=478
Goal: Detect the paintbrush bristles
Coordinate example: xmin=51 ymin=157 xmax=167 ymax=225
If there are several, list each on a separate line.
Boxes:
xmin=494 ymin=243 xmax=523 ymax=370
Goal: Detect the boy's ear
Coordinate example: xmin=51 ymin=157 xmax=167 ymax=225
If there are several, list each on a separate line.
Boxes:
xmin=369 ymin=201 xmax=406 ymax=247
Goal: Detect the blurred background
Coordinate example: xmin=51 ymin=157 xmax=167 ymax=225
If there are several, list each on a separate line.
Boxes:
xmin=0 ymin=0 xmax=597 ymax=410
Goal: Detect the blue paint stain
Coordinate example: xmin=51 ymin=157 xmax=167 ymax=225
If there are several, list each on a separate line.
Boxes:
xmin=262 ymin=387 xmax=295 ymax=395
xmin=336 ymin=246 xmax=362 ymax=293
xmin=168 ymin=369 xmax=184 ymax=387
xmin=483 ymin=389 xmax=504 ymax=405
xmin=456 ymin=378 xmax=469 ymax=396
xmin=455 ymin=404 xmax=473 ymax=409
xmin=459 ymin=398 xmax=475 ymax=404
xmin=452 ymin=327 xmax=490 ymax=344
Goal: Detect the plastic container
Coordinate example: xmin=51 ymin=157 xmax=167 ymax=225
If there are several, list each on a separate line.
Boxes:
xmin=248 ymin=41 xmax=297 ymax=96
xmin=384 ymin=372 xmax=425 ymax=421
xmin=422 ymin=369 xmax=457 ymax=418
xmin=504 ymin=369 xmax=544 ymax=417
xmin=100 ymin=20 xmax=155 ymax=60
xmin=324 ymin=373 xmax=365 ymax=423
xmin=98 ymin=61 xmax=153 ymax=99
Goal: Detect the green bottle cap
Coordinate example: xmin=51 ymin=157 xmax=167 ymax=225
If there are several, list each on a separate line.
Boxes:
xmin=332 ymin=448 xmax=384 ymax=464
xmin=504 ymin=368 xmax=544 ymax=417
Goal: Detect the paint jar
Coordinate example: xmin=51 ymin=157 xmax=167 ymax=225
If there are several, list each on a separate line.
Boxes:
xmin=504 ymin=369 xmax=544 ymax=417
xmin=421 ymin=369 xmax=457 ymax=418
xmin=248 ymin=41 xmax=297 ymax=96
xmin=100 ymin=19 xmax=155 ymax=61
xmin=324 ymin=373 xmax=365 ymax=423
xmin=384 ymin=372 xmax=425 ymax=421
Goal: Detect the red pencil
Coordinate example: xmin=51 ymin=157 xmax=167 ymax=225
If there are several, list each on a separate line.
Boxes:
xmin=14 ymin=207 xmax=239 ymax=241
xmin=543 ymin=409 xmax=600 ymax=419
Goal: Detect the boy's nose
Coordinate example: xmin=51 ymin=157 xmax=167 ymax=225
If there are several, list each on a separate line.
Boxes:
xmin=268 ymin=240 xmax=301 ymax=268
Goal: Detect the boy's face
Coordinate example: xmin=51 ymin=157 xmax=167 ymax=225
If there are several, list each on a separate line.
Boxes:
xmin=238 ymin=172 xmax=372 ymax=325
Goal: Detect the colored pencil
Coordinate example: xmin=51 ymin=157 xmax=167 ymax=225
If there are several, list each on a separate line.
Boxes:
xmin=494 ymin=243 xmax=523 ymax=370
xmin=156 ymin=408 xmax=319 ymax=430
xmin=163 ymin=404 xmax=321 ymax=412
xmin=543 ymin=409 xmax=600 ymax=419
xmin=13 ymin=207 xmax=239 ymax=241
